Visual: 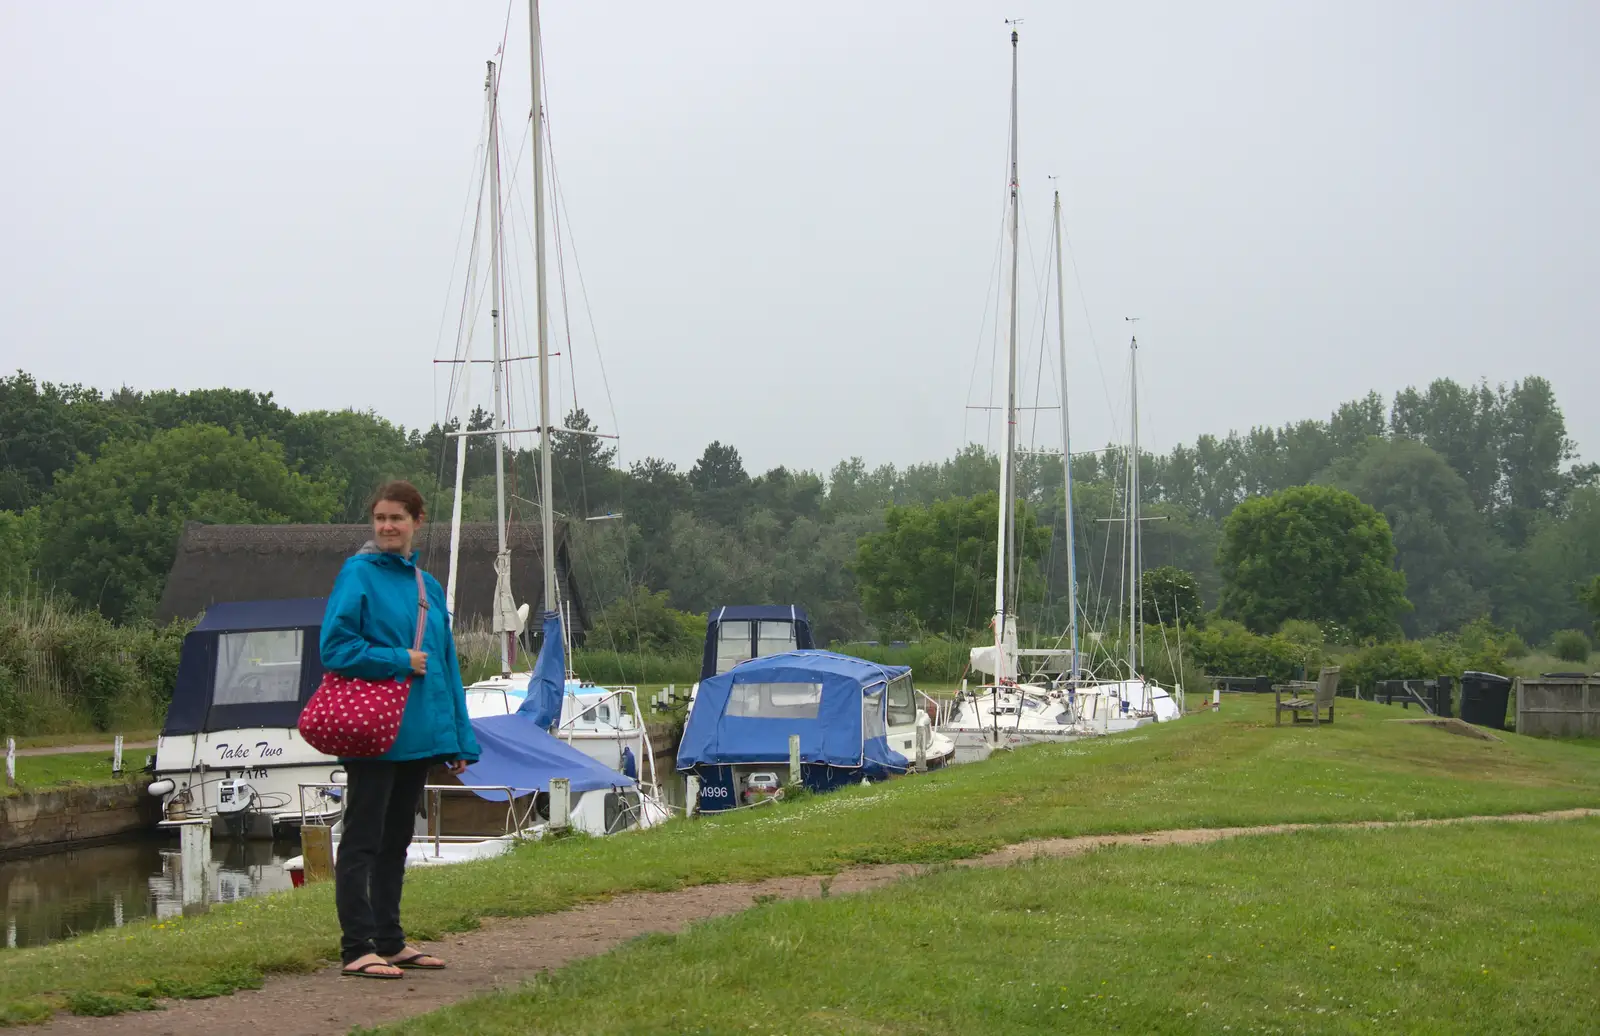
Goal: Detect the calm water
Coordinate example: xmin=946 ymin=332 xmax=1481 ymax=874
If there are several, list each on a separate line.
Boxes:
xmin=0 ymin=836 xmax=300 ymax=950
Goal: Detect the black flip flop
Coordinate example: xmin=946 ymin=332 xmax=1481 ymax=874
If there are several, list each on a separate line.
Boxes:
xmin=342 ymin=961 xmax=403 ymax=980
xmin=388 ymin=951 xmax=446 ymax=970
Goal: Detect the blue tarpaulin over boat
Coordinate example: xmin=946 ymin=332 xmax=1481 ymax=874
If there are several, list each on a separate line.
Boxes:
xmin=700 ymin=605 xmax=814 ymax=681
xmin=676 ymin=650 xmax=909 ymax=775
xmin=461 ymin=711 xmax=635 ymax=801
xmin=519 ymin=611 xmax=565 ymax=730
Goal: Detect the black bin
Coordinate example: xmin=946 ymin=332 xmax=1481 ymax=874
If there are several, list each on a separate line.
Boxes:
xmin=1459 ymin=671 xmax=1513 ymax=730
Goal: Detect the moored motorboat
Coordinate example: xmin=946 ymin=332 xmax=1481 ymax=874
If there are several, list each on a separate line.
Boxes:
xmin=677 ymin=650 xmax=954 ymax=812
xmin=149 ymin=598 xmax=344 ymax=837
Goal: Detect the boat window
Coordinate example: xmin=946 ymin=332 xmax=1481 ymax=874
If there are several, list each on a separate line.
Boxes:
xmin=716 ymin=620 xmax=753 ymax=674
xmin=726 ymin=681 xmax=823 ymax=720
xmin=756 ymin=620 xmax=797 ymax=659
xmin=886 ymin=674 xmax=917 ymax=728
xmin=213 ymin=630 xmax=303 ymax=707
xmin=862 ymin=687 xmax=886 ymax=741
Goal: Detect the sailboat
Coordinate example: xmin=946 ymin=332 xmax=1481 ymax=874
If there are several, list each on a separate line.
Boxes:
xmin=1069 ymin=336 xmax=1183 ymax=728
xmin=938 ymin=27 xmax=1082 ymax=756
xmin=937 ymin=29 xmax=1179 ymax=754
xmin=442 ymin=3 xmax=664 ymax=806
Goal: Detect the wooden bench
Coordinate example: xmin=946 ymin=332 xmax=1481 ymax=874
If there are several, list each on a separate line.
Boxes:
xmin=1276 ymin=666 xmax=1340 ymax=726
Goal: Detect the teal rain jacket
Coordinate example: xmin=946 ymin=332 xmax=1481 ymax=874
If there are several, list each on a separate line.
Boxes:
xmin=319 ymin=544 xmax=481 ymax=765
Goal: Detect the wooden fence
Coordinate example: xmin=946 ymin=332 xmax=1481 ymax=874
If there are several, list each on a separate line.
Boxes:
xmin=1515 ymin=676 xmax=1600 ymax=738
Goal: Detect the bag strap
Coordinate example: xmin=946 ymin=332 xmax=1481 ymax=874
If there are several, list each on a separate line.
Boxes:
xmin=411 ymin=565 xmax=429 ymax=653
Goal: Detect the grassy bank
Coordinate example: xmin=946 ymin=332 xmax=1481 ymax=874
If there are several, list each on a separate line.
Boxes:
xmin=1 ymin=695 xmax=1598 ymax=1021
xmin=0 ymin=750 xmax=133 ymax=797
xmin=376 ymin=817 xmax=1600 ymax=1035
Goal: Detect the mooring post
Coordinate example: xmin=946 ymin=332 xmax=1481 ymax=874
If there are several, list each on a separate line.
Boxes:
xmin=685 ymin=775 xmax=700 ymax=817
xmin=788 ymin=734 xmax=801 ymax=787
xmin=179 ymin=820 xmax=210 ymax=906
xmin=1212 ymin=687 xmax=1221 ymax=710
xmin=548 ymin=777 xmax=571 ymax=830
xmin=915 ymin=722 xmax=928 ymax=773
xmin=113 ymin=734 xmax=124 ymax=776
xmin=4 ymin=737 xmax=13 ymax=788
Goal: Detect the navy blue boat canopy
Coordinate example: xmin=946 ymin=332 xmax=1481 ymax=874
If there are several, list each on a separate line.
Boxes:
xmin=700 ymin=605 xmax=814 ymax=681
xmin=677 ymin=650 xmax=911 ymax=775
xmin=163 ymin=598 xmax=328 ymax=736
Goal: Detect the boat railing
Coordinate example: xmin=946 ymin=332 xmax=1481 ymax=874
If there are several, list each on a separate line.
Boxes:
xmin=297 ymin=781 xmax=531 ymax=859
xmin=554 ymin=686 xmax=659 ymax=794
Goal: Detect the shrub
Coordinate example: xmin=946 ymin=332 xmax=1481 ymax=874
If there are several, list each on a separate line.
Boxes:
xmin=835 ymin=637 xmax=972 ymax=683
xmin=1183 ymin=619 xmax=1321 ymax=682
xmin=1340 ymin=641 xmax=1456 ymax=693
xmin=0 ymin=594 xmax=184 ymax=734
xmin=1551 ymin=629 xmax=1593 ymax=664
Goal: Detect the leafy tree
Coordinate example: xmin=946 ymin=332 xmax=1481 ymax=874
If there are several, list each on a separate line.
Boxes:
xmin=0 ymin=373 xmax=137 ymax=510
xmin=1499 ymin=377 xmax=1577 ymax=517
xmin=0 ymin=508 xmax=41 ymax=595
xmin=688 ymin=441 xmax=748 ymax=492
xmin=135 ymin=387 xmax=290 ymax=442
xmin=550 ymin=408 xmax=620 ymax=520
xmin=1581 ymin=575 xmax=1600 ymax=636
xmin=825 ymin=457 xmax=895 ymax=517
xmin=689 ymin=441 xmax=751 ymax=527
xmin=587 ymin=586 xmax=701 ymax=655
xmin=1501 ymin=487 xmax=1600 ymax=639
xmin=1390 ymin=378 xmax=1503 ymax=513
xmin=1322 ymin=438 xmax=1500 ymax=636
xmin=853 ymin=493 xmax=1049 ymax=636
xmin=1140 ymin=566 xmax=1201 ymax=627
xmin=1217 ymin=485 xmax=1410 ymax=640
xmin=278 ymin=409 xmax=421 ymax=521
xmin=37 ymin=425 xmax=337 ymax=620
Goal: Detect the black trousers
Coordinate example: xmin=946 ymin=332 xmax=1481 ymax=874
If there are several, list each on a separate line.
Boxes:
xmin=335 ymin=758 xmax=430 ymax=964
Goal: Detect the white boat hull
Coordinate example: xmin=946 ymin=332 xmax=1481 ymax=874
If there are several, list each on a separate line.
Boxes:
xmin=151 ymin=728 xmax=344 ymax=832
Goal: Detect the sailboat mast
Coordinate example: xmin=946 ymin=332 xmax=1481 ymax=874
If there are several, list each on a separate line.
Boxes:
xmin=1052 ymin=189 xmax=1078 ymax=682
xmin=1126 ymin=337 xmax=1141 ymax=677
xmin=529 ymin=0 xmax=560 ymax=654
xmin=486 ymin=59 xmax=515 ymax=676
xmin=447 ymin=67 xmax=496 ymax=622
xmin=991 ymin=26 xmax=1021 ymax=681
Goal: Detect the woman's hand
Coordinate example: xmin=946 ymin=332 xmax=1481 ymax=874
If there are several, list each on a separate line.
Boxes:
xmin=446 ymin=760 xmax=468 ymax=776
xmin=407 ymin=649 xmax=428 ymax=676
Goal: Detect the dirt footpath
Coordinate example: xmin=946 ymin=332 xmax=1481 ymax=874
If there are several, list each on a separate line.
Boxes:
xmin=34 ymin=808 xmax=1600 ymax=1036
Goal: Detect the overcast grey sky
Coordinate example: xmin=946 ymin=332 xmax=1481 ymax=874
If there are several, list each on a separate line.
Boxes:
xmin=2 ymin=1 xmax=1596 ymax=476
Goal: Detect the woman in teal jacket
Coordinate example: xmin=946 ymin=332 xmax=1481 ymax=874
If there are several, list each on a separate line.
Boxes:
xmin=320 ymin=480 xmax=480 ymax=980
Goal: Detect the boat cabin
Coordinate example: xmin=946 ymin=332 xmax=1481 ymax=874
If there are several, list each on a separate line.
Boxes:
xmin=153 ymin=598 xmax=337 ymax=834
xmin=161 ymin=598 xmax=327 ymax=741
xmin=677 ymin=650 xmax=940 ymax=811
xmin=700 ymin=605 xmax=815 ymax=681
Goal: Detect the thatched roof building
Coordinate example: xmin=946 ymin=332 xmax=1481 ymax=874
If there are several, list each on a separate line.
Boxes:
xmin=156 ymin=522 xmax=589 ymax=640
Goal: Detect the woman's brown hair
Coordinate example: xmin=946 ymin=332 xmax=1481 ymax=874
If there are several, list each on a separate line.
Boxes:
xmin=369 ymin=480 xmax=427 ymax=520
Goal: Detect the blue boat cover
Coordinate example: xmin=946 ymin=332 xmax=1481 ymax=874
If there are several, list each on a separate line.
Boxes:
xmin=519 ymin=611 xmax=565 ymax=730
xmin=461 ymin=711 xmax=635 ymax=801
xmin=700 ymin=604 xmax=814 ymax=680
xmin=194 ymin=598 xmax=328 ymax=633
xmin=676 ymin=650 xmax=909 ymax=774
xmin=163 ymin=598 xmax=328 ymax=736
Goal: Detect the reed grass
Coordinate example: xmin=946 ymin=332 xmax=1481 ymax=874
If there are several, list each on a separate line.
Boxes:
xmin=0 ymin=594 xmax=184 ymax=737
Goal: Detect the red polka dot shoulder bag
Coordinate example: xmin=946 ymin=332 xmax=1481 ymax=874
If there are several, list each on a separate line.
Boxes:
xmin=298 ymin=567 xmax=427 ymax=758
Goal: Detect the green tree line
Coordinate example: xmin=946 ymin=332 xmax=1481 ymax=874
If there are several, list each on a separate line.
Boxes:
xmin=1 ymin=370 xmax=1596 ymax=650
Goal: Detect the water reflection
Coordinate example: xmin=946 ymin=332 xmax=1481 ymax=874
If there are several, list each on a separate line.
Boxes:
xmin=1 ymin=836 xmax=299 ymax=950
